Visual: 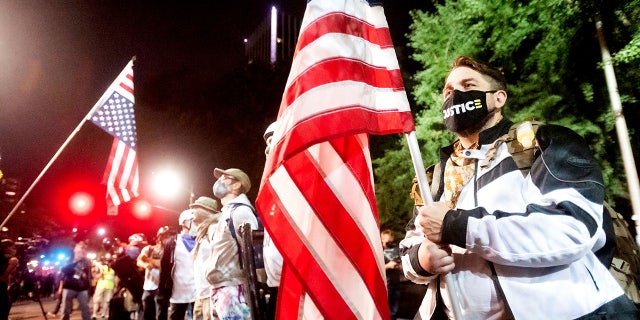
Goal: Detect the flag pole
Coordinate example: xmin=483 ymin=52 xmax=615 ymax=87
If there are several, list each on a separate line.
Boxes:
xmin=595 ymin=19 xmax=640 ymax=244
xmin=0 ymin=72 xmax=121 ymax=230
xmin=405 ymin=131 xmax=464 ymax=319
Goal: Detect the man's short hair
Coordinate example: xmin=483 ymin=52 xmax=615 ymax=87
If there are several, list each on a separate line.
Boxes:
xmin=450 ymin=56 xmax=507 ymax=91
xmin=381 ymin=229 xmax=394 ymax=236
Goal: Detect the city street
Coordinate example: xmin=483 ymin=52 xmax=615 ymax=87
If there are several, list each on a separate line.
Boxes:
xmin=9 ymin=296 xmax=84 ymax=320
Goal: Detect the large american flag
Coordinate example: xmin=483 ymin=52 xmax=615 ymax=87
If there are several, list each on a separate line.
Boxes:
xmin=89 ymin=59 xmax=139 ymax=208
xmin=255 ymin=0 xmax=414 ymax=318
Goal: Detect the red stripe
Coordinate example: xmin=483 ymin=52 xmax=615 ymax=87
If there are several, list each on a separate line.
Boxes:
xmin=120 ymin=82 xmax=133 ymax=94
xmin=257 ymin=181 xmax=357 ymax=319
xmin=112 ymin=146 xmax=128 ymax=189
xmin=284 ymin=138 xmax=388 ymax=318
xmin=285 ymin=58 xmax=403 ymax=106
xmin=276 ymin=265 xmax=303 ymax=319
xmin=296 ymin=12 xmax=393 ymax=55
xmin=330 ymin=135 xmax=378 ymax=223
xmin=102 ymin=139 xmax=120 ymax=185
xmin=267 ymin=109 xmax=413 ymax=172
xmin=103 ymin=139 xmax=138 ymax=206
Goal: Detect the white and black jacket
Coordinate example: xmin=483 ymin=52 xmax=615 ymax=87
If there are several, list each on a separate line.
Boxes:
xmin=400 ymin=118 xmax=624 ymax=319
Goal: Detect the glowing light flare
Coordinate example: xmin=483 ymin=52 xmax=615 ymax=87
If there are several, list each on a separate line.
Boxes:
xmin=69 ymin=192 xmax=94 ymax=215
xmin=133 ymin=200 xmax=152 ymax=219
xmin=151 ymin=169 xmax=184 ymax=198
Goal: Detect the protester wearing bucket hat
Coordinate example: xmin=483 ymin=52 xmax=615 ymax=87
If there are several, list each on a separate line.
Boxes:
xmin=188 ymin=196 xmax=220 ymax=320
xmin=205 ymin=168 xmax=258 ymax=320
xmin=189 ymin=196 xmax=220 ymax=214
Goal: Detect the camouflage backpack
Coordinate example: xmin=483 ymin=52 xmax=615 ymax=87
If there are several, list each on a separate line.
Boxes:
xmin=410 ymin=121 xmax=640 ymax=304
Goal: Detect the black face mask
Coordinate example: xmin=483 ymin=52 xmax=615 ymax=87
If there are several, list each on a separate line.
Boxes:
xmin=441 ymin=89 xmax=496 ymax=134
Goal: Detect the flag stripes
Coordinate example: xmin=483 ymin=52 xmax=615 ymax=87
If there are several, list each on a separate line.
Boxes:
xmin=259 ymin=135 xmax=387 ymax=319
xmin=293 ymin=12 xmax=393 ymax=53
xmin=268 ymin=0 xmax=414 ymax=169
xmin=284 ymin=58 xmax=405 ymax=106
xmin=256 ymin=0 xmax=415 ymax=318
xmin=103 ymin=139 xmax=139 ymax=206
xmin=119 ymin=73 xmax=134 ymax=96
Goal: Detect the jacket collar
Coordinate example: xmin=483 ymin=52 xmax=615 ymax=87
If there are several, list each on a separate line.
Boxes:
xmin=439 ymin=117 xmax=514 ymax=161
xmin=478 ymin=117 xmax=513 ymax=144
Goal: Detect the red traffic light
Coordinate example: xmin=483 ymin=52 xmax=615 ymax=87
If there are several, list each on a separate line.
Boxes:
xmin=133 ymin=200 xmax=152 ymax=219
xmin=69 ymin=192 xmax=94 ymax=215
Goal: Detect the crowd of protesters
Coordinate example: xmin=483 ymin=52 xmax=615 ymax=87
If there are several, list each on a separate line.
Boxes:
xmin=24 ymin=166 xmax=262 ymax=320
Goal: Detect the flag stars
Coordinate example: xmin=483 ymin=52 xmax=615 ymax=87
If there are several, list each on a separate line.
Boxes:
xmin=90 ymin=91 xmax=138 ymax=148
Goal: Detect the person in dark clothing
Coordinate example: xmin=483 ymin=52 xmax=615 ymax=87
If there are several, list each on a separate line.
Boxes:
xmin=381 ymin=230 xmax=403 ymax=320
xmin=0 ymin=239 xmax=19 ymax=320
xmin=59 ymin=241 xmax=92 ymax=320
xmin=138 ymin=227 xmax=174 ymax=320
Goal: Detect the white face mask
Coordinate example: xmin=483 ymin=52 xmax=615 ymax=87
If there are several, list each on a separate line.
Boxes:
xmin=213 ymin=180 xmax=229 ymax=199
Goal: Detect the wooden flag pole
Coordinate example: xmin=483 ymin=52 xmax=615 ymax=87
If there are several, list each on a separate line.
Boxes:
xmin=405 ymin=131 xmax=464 ymax=319
xmin=0 ymin=114 xmax=94 ymax=229
xmin=595 ymin=19 xmax=640 ymax=244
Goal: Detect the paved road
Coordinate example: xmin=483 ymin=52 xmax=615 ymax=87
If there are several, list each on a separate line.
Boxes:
xmin=9 ymin=291 xmax=421 ymax=320
xmin=9 ymin=296 xmax=85 ymax=320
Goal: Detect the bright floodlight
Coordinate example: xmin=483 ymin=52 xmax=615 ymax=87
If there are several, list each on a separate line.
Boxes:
xmin=97 ymin=228 xmax=106 ymax=236
xmin=152 ymin=169 xmax=183 ymax=198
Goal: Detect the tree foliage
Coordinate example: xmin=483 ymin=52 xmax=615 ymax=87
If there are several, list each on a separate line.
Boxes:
xmin=374 ymin=0 xmax=640 ymax=229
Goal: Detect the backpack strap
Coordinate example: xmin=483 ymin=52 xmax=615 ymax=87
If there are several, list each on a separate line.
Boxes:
xmin=504 ymin=120 xmax=543 ymax=177
xmin=227 ymin=203 xmax=261 ymax=269
xmin=227 ymin=203 xmax=261 ymax=240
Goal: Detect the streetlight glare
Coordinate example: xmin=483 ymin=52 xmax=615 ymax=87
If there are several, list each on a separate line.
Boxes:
xmin=152 ymin=169 xmax=184 ymax=198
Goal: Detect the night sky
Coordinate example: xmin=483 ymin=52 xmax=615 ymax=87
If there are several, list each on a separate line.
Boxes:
xmin=0 ymin=1 xmax=429 ymax=242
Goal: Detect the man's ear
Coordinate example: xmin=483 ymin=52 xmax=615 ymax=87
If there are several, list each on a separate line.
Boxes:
xmin=493 ymin=90 xmax=508 ymax=110
xmin=232 ymin=181 xmax=243 ymax=194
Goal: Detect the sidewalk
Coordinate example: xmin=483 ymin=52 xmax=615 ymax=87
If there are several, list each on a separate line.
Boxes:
xmin=9 ymin=296 xmax=84 ymax=320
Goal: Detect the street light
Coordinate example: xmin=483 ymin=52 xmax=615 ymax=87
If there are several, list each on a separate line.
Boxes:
xmin=151 ymin=168 xmax=194 ymax=204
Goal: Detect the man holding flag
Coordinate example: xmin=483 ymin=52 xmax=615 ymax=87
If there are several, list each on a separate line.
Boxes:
xmin=401 ymin=56 xmax=637 ymax=319
xmin=255 ymin=0 xmax=414 ymax=319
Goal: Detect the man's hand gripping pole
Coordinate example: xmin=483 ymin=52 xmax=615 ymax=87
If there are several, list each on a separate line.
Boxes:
xmin=405 ymin=132 xmax=464 ymax=319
